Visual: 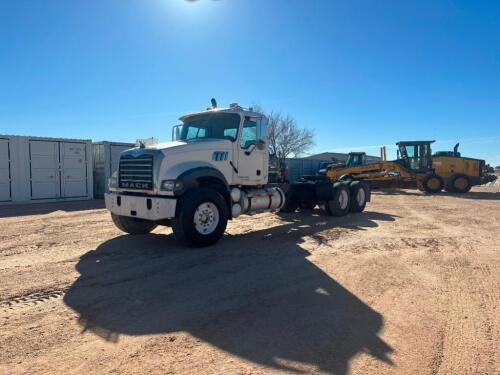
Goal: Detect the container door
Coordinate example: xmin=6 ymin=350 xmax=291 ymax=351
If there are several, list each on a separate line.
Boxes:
xmin=30 ymin=140 xmax=60 ymax=199
xmin=61 ymin=142 xmax=88 ymax=198
xmin=0 ymin=139 xmax=11 ymax=201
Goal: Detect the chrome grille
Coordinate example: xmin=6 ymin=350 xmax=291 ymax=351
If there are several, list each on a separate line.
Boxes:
xmin=119 ymin=154 xmax=154 ymax=190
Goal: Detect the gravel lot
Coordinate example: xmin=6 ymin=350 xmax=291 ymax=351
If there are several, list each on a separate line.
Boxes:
xmin=1 ymin=187 xmax=499 ymax=375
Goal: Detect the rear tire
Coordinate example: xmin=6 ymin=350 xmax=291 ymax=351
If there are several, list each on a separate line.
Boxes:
xmin=349 ymin=181 xmax=368 ymax=213
xmin=449 ymin=173 xmax=471 ymax=193
xmin=299 ymin=199 xmax=317 ymax=210
xmin=422 ymin=173 xmax=444 ymax=193
xmin=280 ymin=192 xmax=299 ymax=213
xmin=111 ymin=213 xmax=157 ymax=234
xmin=171 ymin=188 xmax=229 ymax=247
xmin=323 ymin=183 xmax=350 ymax=217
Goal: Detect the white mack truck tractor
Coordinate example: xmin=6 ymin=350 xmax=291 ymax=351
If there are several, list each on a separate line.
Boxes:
xmin=105 ymin=100 xmax=370 ymax=246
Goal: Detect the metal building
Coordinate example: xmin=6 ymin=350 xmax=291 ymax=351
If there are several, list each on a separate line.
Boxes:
xmin=284 ymin=158 xmax=330 ymax=182
xmin=0 ymin=135 xmax=93 ymax=204
xmin=92 ymin=141 xmax=134 ymax=198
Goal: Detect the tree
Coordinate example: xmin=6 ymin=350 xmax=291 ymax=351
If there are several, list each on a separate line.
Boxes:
xmin=266 ymin=111 xmax=315 ymax=166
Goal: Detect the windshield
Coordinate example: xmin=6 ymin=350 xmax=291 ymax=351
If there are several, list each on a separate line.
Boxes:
xmin=180 ymin=113 xmax=241 ymax=141
xmin=347 ymin=154 xmax=365 ymax=167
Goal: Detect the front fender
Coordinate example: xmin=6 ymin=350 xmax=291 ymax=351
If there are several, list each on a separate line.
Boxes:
xmin=176 ymin=166 xmax=229 ymax=195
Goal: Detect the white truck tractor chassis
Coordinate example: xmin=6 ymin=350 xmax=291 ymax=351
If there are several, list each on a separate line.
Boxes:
xmin=105 ymin=101 xmax=370 ymax=246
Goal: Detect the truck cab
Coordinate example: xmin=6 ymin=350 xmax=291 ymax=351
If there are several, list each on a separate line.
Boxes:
xmin=106 ymin=102 xmax=285 ymax=246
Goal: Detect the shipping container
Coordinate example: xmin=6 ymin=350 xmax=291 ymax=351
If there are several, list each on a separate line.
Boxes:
xmin=92 ymin=141 xmax=134 ymax=198
xmin=0 ymin=135 xmax=93 ymax=205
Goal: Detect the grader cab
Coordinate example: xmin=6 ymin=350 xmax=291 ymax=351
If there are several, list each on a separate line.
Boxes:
xmin=395 ymin=141 xmax=433 ymax=173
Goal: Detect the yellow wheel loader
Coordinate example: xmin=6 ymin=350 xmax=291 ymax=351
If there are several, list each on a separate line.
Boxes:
xmin=326 ymin=141 xmax=496 ymax=193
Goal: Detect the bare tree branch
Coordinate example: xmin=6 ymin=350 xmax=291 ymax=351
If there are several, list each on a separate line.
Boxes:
xmin=252 ymin=104 xmax=315 ymax=167
xmin=267 ymin=112 xmax=314 ymax=165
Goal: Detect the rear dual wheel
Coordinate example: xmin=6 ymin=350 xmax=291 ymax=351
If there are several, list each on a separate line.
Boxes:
xmin=323 ymin=184 xmax=351 ymax=217
xmin=349 ymin=181 xmax=368 ymax=213
xmin=322 ymin=182 xmax=369 ymax=216
xmin=280 ymin=192 xmax=299 ymax=213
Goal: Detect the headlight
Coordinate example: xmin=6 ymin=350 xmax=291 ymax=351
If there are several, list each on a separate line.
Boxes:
xmin=108 ymin=171 xmax=118 ymax=189
xmin=161 ymin=179 xmax=183 ymax=192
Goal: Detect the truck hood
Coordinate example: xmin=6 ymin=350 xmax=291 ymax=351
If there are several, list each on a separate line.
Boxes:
xmin=143 ymin=139 xmax=233 ymax=154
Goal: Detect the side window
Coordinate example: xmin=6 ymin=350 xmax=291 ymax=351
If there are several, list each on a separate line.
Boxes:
xmin=240 ymin=118 xmax=257 ymax=149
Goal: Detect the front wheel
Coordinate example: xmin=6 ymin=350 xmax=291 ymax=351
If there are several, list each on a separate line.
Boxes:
xmin=111 ymin=213 xmax=157 ymax=234
xmin=171 ymin=188 xmax=229 ymax=247
xmin=422 ymin=173 xmax=443 ymax=193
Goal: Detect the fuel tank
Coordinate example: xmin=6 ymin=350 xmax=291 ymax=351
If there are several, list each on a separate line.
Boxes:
xmin=230 ymin=187 xmax=285 ymax=217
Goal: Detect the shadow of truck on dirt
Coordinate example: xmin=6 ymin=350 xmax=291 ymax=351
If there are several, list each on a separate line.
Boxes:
xmin=64 ymin=211 xmax=395 ymax=374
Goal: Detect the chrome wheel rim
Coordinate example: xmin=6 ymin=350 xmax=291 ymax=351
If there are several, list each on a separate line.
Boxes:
xmin=194 ymin=202 xmax=219 ymax=235
xmin=339 ymin=190 xmax=349 ymax=210
xmin=356 ymin=188 xmax=365 ymax=205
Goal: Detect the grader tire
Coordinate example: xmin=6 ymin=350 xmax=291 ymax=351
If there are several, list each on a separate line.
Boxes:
xmin=450 ymin=173 xmax=471 ymax=193
xmin=422 ymin=174 xmax=444 ymax=194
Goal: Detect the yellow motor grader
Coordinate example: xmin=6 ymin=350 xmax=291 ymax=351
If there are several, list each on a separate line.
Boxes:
xmin=326 ymin=141 xmax=496 ymax=193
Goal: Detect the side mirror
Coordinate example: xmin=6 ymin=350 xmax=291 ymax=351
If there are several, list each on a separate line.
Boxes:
xmin=172 ymin=124 xmax=181 ymax=141
xmin=256 ymin=139 xmax=266 ymax=150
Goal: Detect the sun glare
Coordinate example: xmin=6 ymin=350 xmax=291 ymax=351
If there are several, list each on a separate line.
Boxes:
xmin=165 ymin=0 xmax=220 ymax=21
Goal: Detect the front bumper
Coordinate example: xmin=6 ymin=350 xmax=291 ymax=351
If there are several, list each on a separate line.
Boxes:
xmin=105 ymin=192 xmax=177 ymax=221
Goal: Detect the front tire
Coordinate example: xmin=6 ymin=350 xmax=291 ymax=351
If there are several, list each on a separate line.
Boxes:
xmin=111 ymin=213 xmax=157 ymax=234
xmin=422 ymin=173 xmax=443 ymax=193
xmin=171 ymin=188 xmax=229 ymax=247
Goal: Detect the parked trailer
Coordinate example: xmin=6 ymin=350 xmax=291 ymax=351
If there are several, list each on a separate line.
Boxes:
xmin=92 ymin=141 xmax=134 ymax=198
xmin=0 ymin=135 xmax=93 ymax=205
xmin=105 ymin=101 xmax=370 ymax=247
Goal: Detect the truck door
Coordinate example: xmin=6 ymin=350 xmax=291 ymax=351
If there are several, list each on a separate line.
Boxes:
xmin=236 ymin=117 xmax=267 ymax=184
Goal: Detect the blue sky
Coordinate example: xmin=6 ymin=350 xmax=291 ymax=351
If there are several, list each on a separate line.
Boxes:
xmin=1 ymin=0 xmax=499 ymax=165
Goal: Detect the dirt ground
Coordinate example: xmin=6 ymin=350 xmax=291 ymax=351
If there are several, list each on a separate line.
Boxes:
xmin=0 ymin=187 xmax=499 ymax=375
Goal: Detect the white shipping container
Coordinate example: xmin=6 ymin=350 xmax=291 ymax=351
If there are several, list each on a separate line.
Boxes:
xmin=0 ymin=135 xmax=93 ymax=205
xmin=0 ymin=138 xmax=12 ymax=202
xmin=92 ymin=141 xmax=134 ymax=198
